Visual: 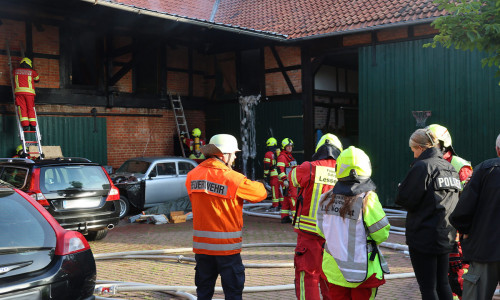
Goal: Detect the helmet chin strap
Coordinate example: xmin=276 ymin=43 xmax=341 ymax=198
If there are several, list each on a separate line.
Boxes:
xmin=225 ymin=153 xmax=233 ymax=169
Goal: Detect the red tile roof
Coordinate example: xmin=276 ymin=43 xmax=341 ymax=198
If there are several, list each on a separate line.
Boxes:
xmin=98 ymin=0 xmax=446 ymax=39
xmin=213 ymin=0 xmax=446 ymax=39
xmin=112 ymin=0 xmax=215 ymax=20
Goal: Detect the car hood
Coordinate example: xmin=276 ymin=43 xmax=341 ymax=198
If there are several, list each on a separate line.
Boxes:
xmin=110 ymin=172 xmax=146 ymax=185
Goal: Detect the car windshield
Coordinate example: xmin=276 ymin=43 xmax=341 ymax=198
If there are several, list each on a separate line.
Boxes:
xmin=40 ymin=165 xmax=110 ymax=193
xmin=116 ymin=160 xmax=151 ymax=175
xmin=0 ymin=190 xmax=56 ymax=249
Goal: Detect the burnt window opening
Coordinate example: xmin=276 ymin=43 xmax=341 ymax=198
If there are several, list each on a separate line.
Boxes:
xmin=71 ymin=31 xmax=99 ymax=86
xmin=135 ymin=46 xmax=160 ymax=95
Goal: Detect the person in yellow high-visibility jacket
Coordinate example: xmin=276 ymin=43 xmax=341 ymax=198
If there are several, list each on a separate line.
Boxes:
xmin=317 ymin=146 xmax=390 ymax=299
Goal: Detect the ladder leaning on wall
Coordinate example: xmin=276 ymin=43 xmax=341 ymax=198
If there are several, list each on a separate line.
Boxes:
xmin=6 ymin=40 xmax=44 ymax=159
xmin=169 ymin=93 xmax=190 ymax=158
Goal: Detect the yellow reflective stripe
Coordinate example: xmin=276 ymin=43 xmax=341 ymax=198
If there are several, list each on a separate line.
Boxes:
xmin=264 ymin=170 xmax=269 ymax=175
xmin=277 ymin=162 xmax=285 ymax=167
xmin=309 ymin=183 xmax=322 ymax=220
xmin=270 ymin=170 xmax=278 ymax=176
xmin=281 ymin=209 xmax=290 ymax=213
xmin=299 ymin=271 xmax=306 ymax=300
xmin=14 ymin=87 xmax=36 ymax=94
xmin=264 ymin=158 xmax=271 ymax=163
xmin=294 ymin=222 xmax=317 ymax=233
xmin=33 ymin=75 xmax=40 ymax=81
xmin=291 ymin=168 xmax=300 ymax=187
xmin=300 ymin=215 xmax=316 ymax=222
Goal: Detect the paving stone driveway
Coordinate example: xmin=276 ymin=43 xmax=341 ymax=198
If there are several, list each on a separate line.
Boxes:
xmin=89 ymin=212 xmax=424 ymax=299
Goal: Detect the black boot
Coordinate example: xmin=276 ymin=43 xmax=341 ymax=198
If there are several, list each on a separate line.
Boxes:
xmin=23 ymin=126 xmax=30 ymax=131
xmin=281 ymin=216 xmax=292 ymax=224
xmin=30 ymin=125 xmax=37 ymax=131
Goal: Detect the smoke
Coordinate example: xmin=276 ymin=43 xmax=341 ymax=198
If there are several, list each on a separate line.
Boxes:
xmin=239 ymin=94 xmax=261 ymax=179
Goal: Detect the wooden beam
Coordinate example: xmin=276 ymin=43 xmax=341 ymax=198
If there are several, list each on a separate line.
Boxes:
xmin=265 ymin=65 xmax=301 ymax=73
xmin=301 ymin=46 xmax=314 ymax=160
xmin=109 ymin=56 xmax=135 ymax=86
xmin=270 ymin=46 xmax=297 ymax=95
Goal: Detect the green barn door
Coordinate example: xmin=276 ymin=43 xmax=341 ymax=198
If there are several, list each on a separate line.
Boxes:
xmin=0 ymin=115 xmax=107 ymax=165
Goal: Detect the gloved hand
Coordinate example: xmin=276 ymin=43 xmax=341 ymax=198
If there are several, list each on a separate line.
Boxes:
xmin=263 ymin=175 xmax=270 ymax=185
xmin=283 ymin=180 xmax=289 ymax=188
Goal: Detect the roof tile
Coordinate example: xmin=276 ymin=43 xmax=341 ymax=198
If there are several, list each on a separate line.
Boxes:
xmin=107 ymin=0 xmax=445 ymax=39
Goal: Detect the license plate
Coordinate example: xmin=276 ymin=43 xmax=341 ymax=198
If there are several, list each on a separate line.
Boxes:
xmin=63 ymin=199 xmax=101 ymax=209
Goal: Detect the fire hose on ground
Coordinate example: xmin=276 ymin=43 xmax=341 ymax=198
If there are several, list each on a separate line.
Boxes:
xmin=94 ymin=242 xmax=417 ymax=299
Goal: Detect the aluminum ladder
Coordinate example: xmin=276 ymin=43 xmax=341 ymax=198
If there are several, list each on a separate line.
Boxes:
xmin=7 ymin=40 xmax=44 ymax=159
xmin=169 ymin=93 xmax=190 ymax=157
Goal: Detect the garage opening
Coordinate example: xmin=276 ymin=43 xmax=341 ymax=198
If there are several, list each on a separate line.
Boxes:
xmin=313 ymin=51 xmax=358 ymax=147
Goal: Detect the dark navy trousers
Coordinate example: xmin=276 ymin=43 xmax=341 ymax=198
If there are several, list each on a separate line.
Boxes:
xmin=194 ymin=253 xmax=245 ymax=300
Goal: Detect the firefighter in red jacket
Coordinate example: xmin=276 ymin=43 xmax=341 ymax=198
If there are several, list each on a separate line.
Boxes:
xmin=263 ymin=137 xmax=281 ymax=210
xmin=289 ymin=133 xmax=343 ymax=300
xmin=427 ymin=124 xmax=473 ymax=300
xmin=13 ymin=57 xmax=40 ymax=132
xmin=186 ymin=128 xmax=206 ymax=163
xmin=277 ymin=138 xmax=297 ymax=223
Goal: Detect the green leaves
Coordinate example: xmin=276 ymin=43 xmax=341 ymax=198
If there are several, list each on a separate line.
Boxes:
xmin=426 ymin=0 xmax=500 ymax=84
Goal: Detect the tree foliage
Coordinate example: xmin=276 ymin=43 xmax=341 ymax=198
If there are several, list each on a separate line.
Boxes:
xmin=425 ymin=0 xmax=500 ymax=83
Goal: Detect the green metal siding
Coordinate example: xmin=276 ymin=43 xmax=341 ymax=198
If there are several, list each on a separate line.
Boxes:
xmin=205 ymin=98 xmax=304 ymax=178
xmin=359 ymin=39 xmax=500 ymax=206
xmin=0 ymin=116 xmax=107 ymax=165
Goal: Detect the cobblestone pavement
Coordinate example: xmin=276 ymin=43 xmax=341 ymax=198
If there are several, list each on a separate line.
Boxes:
xmin=89 ymin=208 xmax=425 ymax=300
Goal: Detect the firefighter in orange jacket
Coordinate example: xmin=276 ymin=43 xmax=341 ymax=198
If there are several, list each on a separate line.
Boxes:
xmin=186 ymin=134 xmax=267 ymax=300
xmin=263 ymin=137 xmax=281 ymax=210
xmin=13 ymin=57 xmax=40 ymax=132
xmin=289 ymin=134 xmax=343 ymax=300
xmin=277 ymin=138 xmax=298 ymax=223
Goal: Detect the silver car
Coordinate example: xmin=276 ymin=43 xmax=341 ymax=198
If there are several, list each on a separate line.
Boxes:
xmin=110 ymin=157 xmax=198 ymax=218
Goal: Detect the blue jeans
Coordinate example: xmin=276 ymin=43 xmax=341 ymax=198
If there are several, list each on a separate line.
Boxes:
xmin=194 ymin=253 xmax=245 ymax=300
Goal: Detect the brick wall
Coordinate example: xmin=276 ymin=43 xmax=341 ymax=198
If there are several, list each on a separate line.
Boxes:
xmin=343 ymin=32 xmax=372 ymax=47
xmin=414 ymin=24 xmax=439 ymax=36
xmin=0 ymin=19 xmax=26 ymax=86
xmin=32 ymin=104 xmax=205 ymax=169
xmin=377 ymin=26 xmax=408 ymax=42
xmin=264 ymin=46 xmax=302 ymax=96
xmin=343 ymin=23 xmax=437 ymax=47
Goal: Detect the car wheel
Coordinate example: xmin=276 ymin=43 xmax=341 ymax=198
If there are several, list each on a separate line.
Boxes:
xmin=119 ymin=196 xmax=130 ymax=219
xmin=86 ymin=229 xmax=108 ymax=241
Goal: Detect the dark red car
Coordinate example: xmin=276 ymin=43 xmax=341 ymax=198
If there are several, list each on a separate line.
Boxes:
xmin=0 ymin=185 xmax=96 ymax=299
xmin=0 ymin=157 xmax=120 ymax=241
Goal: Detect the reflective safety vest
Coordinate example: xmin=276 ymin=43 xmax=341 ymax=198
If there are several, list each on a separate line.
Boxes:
xmin=290 ymin=159 xmax=337 ymax=235
xmin=14 ymin=68 xmax=39 ymax=95
xmin=450 ymin=155 xmax=472 ymax=188
xmin=317 ymin=191 xmax=390 ymax=287
xmin=185 ymin=158 xmax=249 ymax=255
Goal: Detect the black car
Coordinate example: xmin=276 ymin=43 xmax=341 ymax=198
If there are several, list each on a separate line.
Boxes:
xmin=0 ymin=185 xmax=96 ymax=299
xmin=0 ymin=157 xmax=120 ymax=241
